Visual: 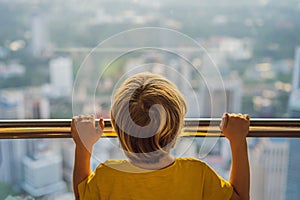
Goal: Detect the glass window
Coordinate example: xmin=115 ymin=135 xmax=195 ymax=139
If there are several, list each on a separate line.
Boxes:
xmin=0 ymin=0 xmax=299 ymax=199
xmin=1 ymin=137 xmax=299 ymax=199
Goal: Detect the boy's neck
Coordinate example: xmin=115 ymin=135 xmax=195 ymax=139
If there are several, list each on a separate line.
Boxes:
xmin=129 ymin=155 xmax=175 ymax=170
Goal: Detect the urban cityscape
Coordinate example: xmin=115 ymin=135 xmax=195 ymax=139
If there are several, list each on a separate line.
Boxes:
xmin=0 ymin=0 xmax=300 ymax=199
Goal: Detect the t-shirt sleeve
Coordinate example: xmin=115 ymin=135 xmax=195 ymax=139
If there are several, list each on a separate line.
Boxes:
xmin=78 ymin=172 xmax=101 ymax=200
xmin=202 ymin=163 xmax=233 ymax=200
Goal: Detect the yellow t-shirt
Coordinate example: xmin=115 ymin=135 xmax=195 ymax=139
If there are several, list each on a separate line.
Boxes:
xmin=78 ymin=158 xmax=233 ymax=200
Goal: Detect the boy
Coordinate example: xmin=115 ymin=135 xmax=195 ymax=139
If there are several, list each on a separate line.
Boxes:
xmin=71 ymin=72 xmax=250 ymax=200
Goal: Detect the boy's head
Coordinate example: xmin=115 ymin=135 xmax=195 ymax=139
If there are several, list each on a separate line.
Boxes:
xmin=111 ymin=72 xmax=187 ymax=163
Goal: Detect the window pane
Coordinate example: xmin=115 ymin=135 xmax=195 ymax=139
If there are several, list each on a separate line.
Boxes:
xmin=0 ymin=0 xmax=299 ymax=119
xmin=1 ymin=137 xmax=299 ymax=199
xmin=0 ymin=1 xmax=299 ymax=200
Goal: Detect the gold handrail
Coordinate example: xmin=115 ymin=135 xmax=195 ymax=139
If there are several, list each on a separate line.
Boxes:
xmin=0 ymin=118 xmax=300 ymax=139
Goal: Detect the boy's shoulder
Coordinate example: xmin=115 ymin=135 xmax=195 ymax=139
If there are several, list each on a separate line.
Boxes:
xmin=102 ymin=159 xmax=128 ymax=166
xmin=176 ymin=157 xmax=208 ymax=168
xmin=176 ymin=157 xmax=205 ymax=163
xmin=96 ymin=159 xmax=128 ymax=171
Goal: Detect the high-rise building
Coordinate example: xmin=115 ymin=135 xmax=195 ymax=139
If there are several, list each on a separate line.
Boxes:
xmin=0 ymin=90 xmax=27 ymax=190
xmin=291 ymin=47 xmax=300 ymax=91
xmin=286 ymin=47 xmax=300 ymax=200
xmin=0 ymin=139 xmax=27 ymax=190
xmin=31 ymin=11 xmax=49 ymax=57
xmin=286 ymin=138 xmax=300 ymax=200
xmin=61 ymin=140 xmax=74 ymax=184
xmin=288 ymin=47 xmax=300 ymax=117
xmin=21 ymin=98 xmax=67 ymax=197
xmin=250 ymin=139 xmax=289 ymax=200
xmin=49 ymin=57 xmax=73 ymax=97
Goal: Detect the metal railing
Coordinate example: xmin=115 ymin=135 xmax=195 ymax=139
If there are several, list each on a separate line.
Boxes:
xmin=0 ymin=118 xmax=299 ymax=139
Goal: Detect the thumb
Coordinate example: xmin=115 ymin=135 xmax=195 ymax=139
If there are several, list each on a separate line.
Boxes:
xmin=220 ymin=112 xmax=229 ymax=131
xmin=99 ymin=118 xmax=105 ymax=129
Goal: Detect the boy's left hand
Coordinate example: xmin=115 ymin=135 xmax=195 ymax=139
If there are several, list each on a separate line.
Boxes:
xmin=71 ymin=115 xmax=104 ymax=151
xmin=219 ymin=113 xmax=250 ymax=144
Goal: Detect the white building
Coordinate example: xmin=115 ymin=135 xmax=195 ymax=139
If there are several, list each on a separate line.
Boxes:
xmin=0 ymin=89 xmax=53 ymax=194
xmin=289 ymin=47 xmax=300 ymax=117
xmin=0 ymin=90 xmax=27 ymax=189
xmin=22 ymin=153 xmax=67 ymax=197
xmin=0 ymin=140 xmax=27 ymax=191
xmin=250 ymin=139 xmax=289 ymax=200
xmin=61 ymin=139 xmax=75 ymax=184
xmin=31 ymin=12 xmax=49 ymax=57
xmin=49 ymin=57 xmax=73 ymax=97
xmin=286 ymin=47 xmax=300 ymax=199
xmin=291 ymin=47 xmax=300 ymax=91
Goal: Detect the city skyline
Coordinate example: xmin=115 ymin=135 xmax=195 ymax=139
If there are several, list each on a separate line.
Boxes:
xmin=0 ymin=0 xmax=299 ymax=199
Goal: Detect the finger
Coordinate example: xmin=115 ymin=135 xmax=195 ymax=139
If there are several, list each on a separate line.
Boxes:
xmin=229 ymin=113 xmax=237 ymax=118
xmin=86 ymin=114 xmax=94 ymax=119
xmin=244 ymin=114 xmax=250 ymax=120
xmin=71 ymin=118 xmax=75 ymax=129
xmin=224 ymin=113 xmax=229 ymax=127
xmin=220 ymin=112 xmax=228 ymax=130
xmin=88 ymin=114 xmax=95 ymax=124
xmin=72 ymin=117 xmax=76 ymax=123
xmin=96 ymin=118 xmax=104 ymax=134
xmin=72 ymin=116 xmax=79 ymax=120
xmin=71 ymin=118 xmax=79 ymax=137
xmin=77 ymin=115 xmax=86 ymax=122
xmin=81 ymin=114 xmax=93 ymax=120
xmin=74 ymin=116 xmax=83 ymax=125
xmin=78 ymin=115 xmax=94 ymax=124
xmin=99 ymin=118 xmax=104 ymax=130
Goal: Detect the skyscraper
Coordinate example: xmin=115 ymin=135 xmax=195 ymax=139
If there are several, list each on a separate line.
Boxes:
xmin=288 ymin=47 xmax=300 ymax=117
xmin=291 ymin=47 xmax=300 ymax=91
xmin=0 ymin=139 xmax=26 ymax=190
xmin=0 ymin=90 xmax=27 ymax=191
xmin=30 ymin=11 xmax=49 ymax=57
xmin=250 ymin=139 xmax=289 ymax=200
xmin=286 ymin=47 xmax=300 ymax=200
xmin=49 ymin=57 xmax=73 ymax=97
xmin=286 ymin=138 xmax=300 ymax=200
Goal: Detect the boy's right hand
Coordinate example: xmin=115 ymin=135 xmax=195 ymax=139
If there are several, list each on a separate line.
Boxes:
xmin=71 ymin=115 xmax=104 ymax=151
xmin=220 ymin=113 xmax=250 ymax=144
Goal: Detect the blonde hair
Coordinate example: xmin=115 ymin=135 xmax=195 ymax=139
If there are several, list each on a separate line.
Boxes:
xmin=110 ymin=72 xmax=187 ymax=163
